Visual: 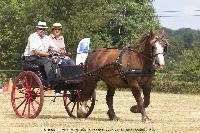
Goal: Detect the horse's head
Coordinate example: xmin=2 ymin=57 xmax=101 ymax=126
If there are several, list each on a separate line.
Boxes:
xmin=149 ymin=30 xmax=168 ymax=69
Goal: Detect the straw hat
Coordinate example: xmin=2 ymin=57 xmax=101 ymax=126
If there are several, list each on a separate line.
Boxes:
xmin=52 ymin=23 xmax=63 ymax=28
xmin=36 ymin=21 xmax=48 ymax=29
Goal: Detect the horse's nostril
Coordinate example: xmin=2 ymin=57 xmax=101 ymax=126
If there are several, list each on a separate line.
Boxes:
xmin=159 ymin=65 xmax=165 ymax=69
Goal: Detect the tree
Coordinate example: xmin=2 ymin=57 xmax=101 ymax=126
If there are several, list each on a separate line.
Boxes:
xmin=100 ymin=0 xmax=159 ymax=48
xmin=175 ymin=41 xmax=200 ymax=82
xmin=0 ymin=0 xmax=158 ymax=82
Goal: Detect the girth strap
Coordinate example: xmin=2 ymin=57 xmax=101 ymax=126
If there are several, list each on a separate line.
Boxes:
xmin=124 ymin=68 xmax=155 ymax=76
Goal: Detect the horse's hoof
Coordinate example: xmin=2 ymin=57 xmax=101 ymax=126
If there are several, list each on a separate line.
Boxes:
xmin=112 ymin=116 xmax=120 ymax=121
xmin=107 ymin=111 xmax=119 ymax=121
xmin=77 ymin=106 xmax=88 ymax=118
xmin=142 ymin=117 xmax=151 ymax=123
xmin=130 ymin=105 xmax=141 ymax=113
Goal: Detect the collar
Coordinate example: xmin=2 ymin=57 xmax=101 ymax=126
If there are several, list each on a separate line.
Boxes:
xmin=50 ymin=34 xmax=63 ymax=40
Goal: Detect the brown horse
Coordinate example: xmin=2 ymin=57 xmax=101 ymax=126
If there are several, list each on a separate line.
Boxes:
xmin=80 ymin=30 xmax=168 ymax=123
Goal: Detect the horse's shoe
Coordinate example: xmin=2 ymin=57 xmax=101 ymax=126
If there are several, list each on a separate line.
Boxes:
xmin=130 ymin=105 xmax=141 ymax=113
xmin=142 ymin=116 xmax=151 ymax=123
xmin=107 ymin=111 xmax=119 ymax=121
xmin=77 ymin=106 xmax=88 ymax=118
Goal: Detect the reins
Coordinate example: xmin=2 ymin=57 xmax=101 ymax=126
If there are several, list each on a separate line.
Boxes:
xmin=66 ymin=33 xmax=167 ymax=85
xmin=129 ymin=48 xmax=154 ymax=61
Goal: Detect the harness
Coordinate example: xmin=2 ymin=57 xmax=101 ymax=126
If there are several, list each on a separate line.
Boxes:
xmin=59 ymin=36 xmax=167 ymax=84
xmin=114 ymin=47 xmax=155 ymax=84
xmin=51 ymin=47 xmax=157 ymax=85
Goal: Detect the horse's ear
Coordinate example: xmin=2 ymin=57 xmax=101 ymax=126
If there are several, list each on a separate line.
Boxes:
xmin=150 ymin=30 xmax=155 ymax=39
xmin=160 ymin=29 xmax=165 ymax=38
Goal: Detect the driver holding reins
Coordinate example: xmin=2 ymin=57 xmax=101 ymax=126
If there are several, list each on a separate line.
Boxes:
xmin=23 ymin=21 xmax=62 ymax=83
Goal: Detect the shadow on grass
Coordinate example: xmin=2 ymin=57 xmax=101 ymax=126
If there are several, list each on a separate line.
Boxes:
xmin=38 ymin=115 xmax=110 ymax=121
xmin=8 ymin=113 xmax=139 ymax=122
xmin=87 ymin=116 xmax=141 ymax=123
xmin=38 ymin=114 xmax=69 ymax=119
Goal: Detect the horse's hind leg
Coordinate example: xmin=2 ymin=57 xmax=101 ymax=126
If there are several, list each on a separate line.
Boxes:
xmin=131 ymin=88 xmax=151 ymax=123
xmin=106 ymin=84 xmax=119 ymax=121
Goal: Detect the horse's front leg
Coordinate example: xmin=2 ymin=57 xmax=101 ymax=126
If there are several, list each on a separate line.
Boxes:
xmin=130 ymin=86 xmax=151 ymax=113
xmin=131 ymin=88 xmax=151 ymax=123
xmin=106 ymin=85 xmax=119 ymax=121
xmin=143 ymin=86 xmax=151 ymax=108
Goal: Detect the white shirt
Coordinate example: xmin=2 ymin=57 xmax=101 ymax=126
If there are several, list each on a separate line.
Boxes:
xmin=24 ymin=32 xmax=56 ymax=56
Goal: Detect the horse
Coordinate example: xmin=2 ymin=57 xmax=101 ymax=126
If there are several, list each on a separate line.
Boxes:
xmin=79 ymin=30 xmax=168 ymax=123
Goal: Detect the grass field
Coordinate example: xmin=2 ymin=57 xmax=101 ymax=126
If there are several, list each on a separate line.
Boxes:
xmin=0 ymin=90 xmax=200 ymax=133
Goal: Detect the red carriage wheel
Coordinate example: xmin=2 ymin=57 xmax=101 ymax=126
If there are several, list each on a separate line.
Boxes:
xmin=11 ymin=71 xmax=44 ymax=119
xmin=63 ymin=90 xmax=96 ymax=118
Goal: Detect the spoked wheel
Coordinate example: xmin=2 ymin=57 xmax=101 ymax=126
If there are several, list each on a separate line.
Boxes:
xmin=63 ymin=90 xmax=96 ymax=118
xmin=11 ymin=71 xmax=44 ymax=119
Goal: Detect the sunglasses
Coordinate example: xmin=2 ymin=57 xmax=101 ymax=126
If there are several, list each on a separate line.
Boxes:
xmin=38 ymin=28 xmax=46 ymax=31
xmin=53 ymin=28 xmax=62 ymax=31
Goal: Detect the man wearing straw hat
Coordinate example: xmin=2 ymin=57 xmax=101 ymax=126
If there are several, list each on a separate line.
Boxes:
xmin=23 ymin=21 xmax=60 ymax=83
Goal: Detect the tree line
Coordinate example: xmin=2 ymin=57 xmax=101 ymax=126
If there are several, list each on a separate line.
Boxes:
xmin=1 ymin=0 xmax=199 ymax=94
xmin=0 ymin=0 xmax=157 ymax=84
xmin=0 ymin=0 xmax=157 ymax=70
xmin=153 ymin=27 xmax=200 ymax=94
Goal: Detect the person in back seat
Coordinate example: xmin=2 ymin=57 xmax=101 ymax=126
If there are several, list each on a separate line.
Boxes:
xmin=23 ymin=21 xmax=61 ymax=82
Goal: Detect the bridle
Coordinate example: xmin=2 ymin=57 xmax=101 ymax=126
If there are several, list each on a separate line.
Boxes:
xmin=151 ymin=34 xmax=168 ymax=55
xmin=150 ymin=35 xmax=168 ymax=67
xmin=123 ymin=34 xmax=168 ymax=63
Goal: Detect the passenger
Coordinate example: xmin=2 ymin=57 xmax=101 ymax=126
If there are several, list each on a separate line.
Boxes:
xmin=23 ymin=21 xmax=61 ymax=82
xmin=49 ymin=23 xmax=75 ymax=65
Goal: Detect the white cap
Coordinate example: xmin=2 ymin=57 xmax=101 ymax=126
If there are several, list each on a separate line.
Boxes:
xmin=52 ymin=23 xmax=62 ymax=28
xmin=36 ymin=21 xmax=48 ymax=28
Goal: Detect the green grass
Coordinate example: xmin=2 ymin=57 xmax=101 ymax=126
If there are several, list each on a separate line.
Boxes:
xmin=0 ymin=90 xmax=200 ymax=133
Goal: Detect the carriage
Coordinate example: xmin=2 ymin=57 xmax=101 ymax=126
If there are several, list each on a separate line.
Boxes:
xmin=11 ymin=53 xmax=96 ymax=119
xmin=11 ymin=30 xmax=168 ymax=122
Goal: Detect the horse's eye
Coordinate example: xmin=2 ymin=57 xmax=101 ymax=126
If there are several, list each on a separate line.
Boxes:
xmin=152 ymin=45 xmax=156 ymax=52
xmin=164 ymin=47 xmax=167 ymax=52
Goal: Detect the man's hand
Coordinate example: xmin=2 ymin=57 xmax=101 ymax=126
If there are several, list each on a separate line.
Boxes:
xmin=66 ymin=52 xmax=71 ymax=56
xmin=59 ymin=49 xmax=65 ymax=56
xmin=52 ymin=48 xmax=65 ymax=56
xmin=34 ymin=49 xmax=49 ymax=57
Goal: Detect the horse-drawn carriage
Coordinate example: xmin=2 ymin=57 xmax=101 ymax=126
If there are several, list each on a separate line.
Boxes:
xmin=11 ymin=53 xmax=96 ymax=119
xmin=11 ymin=30 xmax=168 ymax=122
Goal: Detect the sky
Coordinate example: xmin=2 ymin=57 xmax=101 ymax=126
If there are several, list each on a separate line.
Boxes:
xmin=153 ymin=0 xmax=200 ymax=30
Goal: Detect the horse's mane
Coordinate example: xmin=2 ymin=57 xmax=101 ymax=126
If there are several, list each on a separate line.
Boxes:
xmin=128 ymin=32 xmax=149 ymax=52
xmin=89 ymin=32 xmax=150 ymax=53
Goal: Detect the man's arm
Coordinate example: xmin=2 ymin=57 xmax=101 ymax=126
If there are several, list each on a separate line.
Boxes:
xmin=33 ymin=49 xmax=49 ymax=57
xmin=29 ymin=35 xmax=50 ymax=57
